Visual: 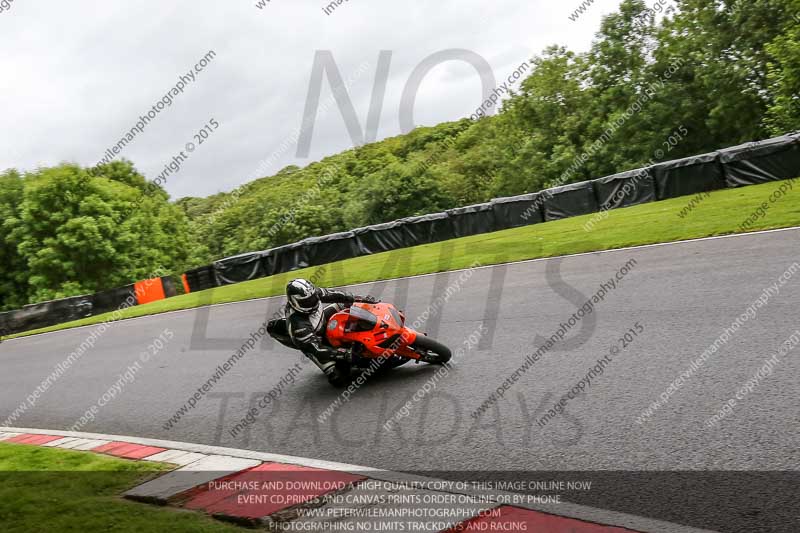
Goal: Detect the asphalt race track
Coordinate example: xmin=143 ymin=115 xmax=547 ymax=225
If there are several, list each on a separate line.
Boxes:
xmin=3 ymin=228 xmax=799 ymax=532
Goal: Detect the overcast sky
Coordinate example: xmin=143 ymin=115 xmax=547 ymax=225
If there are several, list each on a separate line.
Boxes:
xmin=0 ymin=0 xmax=624 ymax=199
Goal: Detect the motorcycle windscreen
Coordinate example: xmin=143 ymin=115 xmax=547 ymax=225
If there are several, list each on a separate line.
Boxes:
xmin=346 ymin=306 xmax=378 ymax=332
xmin=389 ymin=307 xmax=403 ymax=326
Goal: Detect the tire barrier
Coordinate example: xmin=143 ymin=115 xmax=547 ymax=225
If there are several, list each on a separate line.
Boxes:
xmin=491 ymin=193 xmax=544 ymax=229
xmin=0 ymin=295 xmax=93 ymax=338
xmin=719 ymin=134 xmax=800 ymax=188
xmin=651 ymin=151 xmax=724 ymax=200
xmin=180 ymin=274 xmax=191 ymax=294
xmin=0 ymin=276 xmax=178 ymax=336
xmin=303 ymin=231 xmax=364 ymax=270
xmin=542 ymin=180 xmax=600 ymax=221
xmin=183 ymin=265 xmax=217 ymax=292
xmin=353 ymin=220 xmax=411 ymax=255
xmin=446 ymin=203 xmax=495 ymax=238
xmin=184 ymin=133 xmax=798 ymax=292
xmin=134 ymin=276 xmax=177 ymax=305
xmin=3 ymin=133 xmax=799 ymax=335
xmin=91 ymin=285 xmax=137 ymax=315
xmin=212 ymin=252 xmax=267 ymax=287
xmin=594 ymin=168 xmax=656 ymax=211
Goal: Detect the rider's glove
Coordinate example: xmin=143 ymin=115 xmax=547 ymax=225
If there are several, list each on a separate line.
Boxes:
xmin=358 ymin=295 xmax=379 ymax=304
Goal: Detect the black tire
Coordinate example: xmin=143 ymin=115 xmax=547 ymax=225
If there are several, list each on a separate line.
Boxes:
xmin=409 ymin=335 xmax=452 ymax=365
xmin=327 ymin=361 xmax=351 ymax=388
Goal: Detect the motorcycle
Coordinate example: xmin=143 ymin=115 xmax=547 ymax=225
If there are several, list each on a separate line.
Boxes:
xmin=268 ymin=301 xmax=452 ymax=387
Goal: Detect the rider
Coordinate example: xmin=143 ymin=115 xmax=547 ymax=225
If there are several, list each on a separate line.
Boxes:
xmin=281 ymin=278 xmax=378 ymax=385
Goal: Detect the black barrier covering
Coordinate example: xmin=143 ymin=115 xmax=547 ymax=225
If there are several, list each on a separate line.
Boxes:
xmin=446 ymin=203 xmax=495 ymax=238
xmin=259 ymin=249 xmax=278 ymax=280
xmin=214 ymin=251 xmax=267 ymax=286
xmin=719 ymin=135 xmax=800 ymax=187
xmin=0 ymin=295 xmax=93 ymax=335
xmin=184 ymin=265 xmax=218 ymax=293
xmin=490 ymin=193 xmax=544 ymax=229
xmin=302 ymin=231 xmax=365 ymax=267
xmin=594 ymin=167 xmax=656 ymax=210
xmin=542 ymin=180 xmax=599 ymax=221
xmin=0 ymin=312 xmax=10 ymax=338
xmin=398 ymin=212 xmax=452 ymax=245
xmin=650 ymin=151 xmax=724 ymax=200
xmin=353 ymin=220 xmax=412 ymax=255
xmin=269 ymin=241 xmax=311 ymax=276
xmin=91 ymin=284 xmax=137 ymax=315
xmin=5 ymin=133 xmax=799 ymax=334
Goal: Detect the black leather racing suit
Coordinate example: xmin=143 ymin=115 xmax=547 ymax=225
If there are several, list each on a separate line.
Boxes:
xmin=285 ymin=288 xmax=365 ymax=375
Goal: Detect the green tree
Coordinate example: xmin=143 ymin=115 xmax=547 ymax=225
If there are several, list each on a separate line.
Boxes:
xmin=6 ymin=164 xmax=190 ymax=304
xmin=0 ymin=170 xmax=28 ymax=310
xmin=764 ymin=0 xmax=800 ymax=133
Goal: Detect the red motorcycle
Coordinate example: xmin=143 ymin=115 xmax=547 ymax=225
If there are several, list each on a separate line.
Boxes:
xmin=268 ymin=301 xmax=451 ymax=387
xmin=328 ymin=301 xmax=450 ymax=361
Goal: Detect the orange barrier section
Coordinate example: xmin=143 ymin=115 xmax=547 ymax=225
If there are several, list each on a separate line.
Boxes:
xmin=181 ymin=274 xmax=191 ymax=294
xmin=134 ymin=278 xmax=167 ymax=305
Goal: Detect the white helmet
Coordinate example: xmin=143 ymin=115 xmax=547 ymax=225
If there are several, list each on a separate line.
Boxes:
xmin=286 ymin=279 xmax=319 ymax=313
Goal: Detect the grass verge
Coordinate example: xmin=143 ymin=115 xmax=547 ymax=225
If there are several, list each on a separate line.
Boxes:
xmin=8 ymin=179 xmax=800 ymax=340
xmin=0 ymin=442 xmax=243 ymax=532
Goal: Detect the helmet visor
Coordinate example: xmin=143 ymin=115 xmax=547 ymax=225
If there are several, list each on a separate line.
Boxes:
xmin=290 ymin=292 xmax=318 ymax=312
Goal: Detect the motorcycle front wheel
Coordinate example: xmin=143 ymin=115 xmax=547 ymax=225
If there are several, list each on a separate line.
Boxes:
xmin=409 ymin=335 xmax=452 ymax=364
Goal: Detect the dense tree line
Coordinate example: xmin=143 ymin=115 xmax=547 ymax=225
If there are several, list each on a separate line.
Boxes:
xmin=180 ymin=0 xmax=798 ymax=259
xmin=1 ymin=0 xmax=798 ymax=309
xmin=0 ymin=162 xmax=190 ymax=309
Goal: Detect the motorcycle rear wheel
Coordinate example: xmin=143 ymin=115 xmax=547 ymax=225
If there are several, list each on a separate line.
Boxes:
xmin=409 ymin=335 xmax=452 ymax=364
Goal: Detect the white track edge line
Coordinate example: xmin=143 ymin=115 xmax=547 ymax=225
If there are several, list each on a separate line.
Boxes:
xmin=6 ymin=225 xmax=798 ymax=344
